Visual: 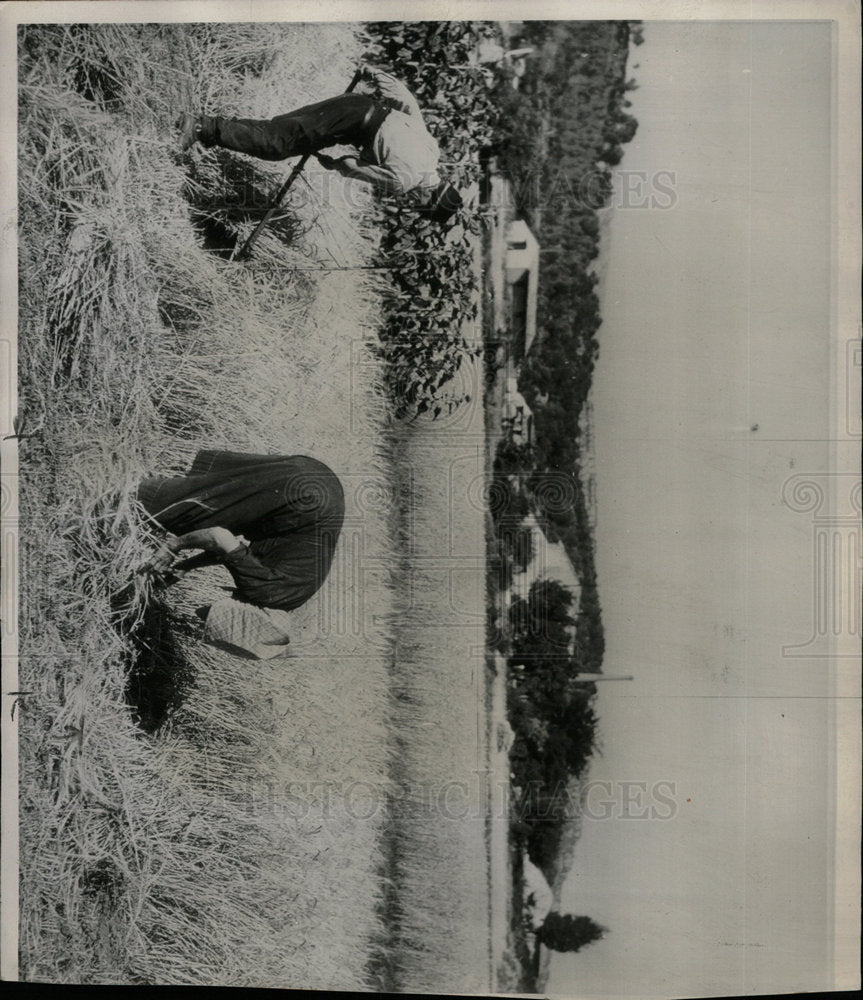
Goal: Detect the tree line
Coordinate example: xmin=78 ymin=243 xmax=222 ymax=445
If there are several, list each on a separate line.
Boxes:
xmin=488 ymin=20 xmax=640 ymax=875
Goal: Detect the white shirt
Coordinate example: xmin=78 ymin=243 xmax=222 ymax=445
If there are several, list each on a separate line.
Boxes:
xmin=371 ymin=113 xmax=441 ymax=193
xmin=358 ymin=67 xmax=441 ymax=194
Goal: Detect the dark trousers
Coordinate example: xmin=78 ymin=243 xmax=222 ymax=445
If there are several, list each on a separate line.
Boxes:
xmin=198 ymin=93 xmax=378 ymax=161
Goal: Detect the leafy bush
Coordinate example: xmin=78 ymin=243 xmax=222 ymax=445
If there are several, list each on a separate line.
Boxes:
xmin=495 ymin=521 xmax=535 ymax=591
xmin=510 ymin=580 xmax=575 ymax=654
xmin=362 ymin=21 xmax=500 ymax=418
xmin=536 ymin=913 xmax=606 ymax=953
xmin=494 ymin=436 xmax=535 ymax=477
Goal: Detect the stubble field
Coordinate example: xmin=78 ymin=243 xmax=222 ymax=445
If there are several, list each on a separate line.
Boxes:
xmin=15 ymin=21 xmax=493 ymax=992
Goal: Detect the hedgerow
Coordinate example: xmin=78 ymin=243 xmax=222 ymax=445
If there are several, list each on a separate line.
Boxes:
xmin=362 ymin=21 xmax=499 ymax=418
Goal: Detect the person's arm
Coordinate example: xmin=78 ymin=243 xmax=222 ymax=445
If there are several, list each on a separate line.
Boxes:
xmin=142 ymin=527 xmax=247 ymax=575
xmin=223 ymin=536 xmax=320 ymax=608
xmin=140 ymin=528 xmax=297 ymax=607
xmin=359 ymin=64 xmax=421 ymax=117
xmin=316 ymin=153 xmax=408 ymax=194
xmin=171 ymin=549 xmax=222 ymax=573
xmin=147 ymin=549 xmax=221 ymax=587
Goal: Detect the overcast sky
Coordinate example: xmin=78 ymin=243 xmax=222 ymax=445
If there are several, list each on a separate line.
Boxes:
xmin=548 ymin=19 xmax=850 ymax=997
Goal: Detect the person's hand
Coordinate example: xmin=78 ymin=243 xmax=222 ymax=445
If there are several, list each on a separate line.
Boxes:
xmin=315 ymin=152 xmax=338 ymax=169
xmin=156 ymin=567 xmax=187 ymax=588
xmin=139 ymin=533 xmax=179 ymax=576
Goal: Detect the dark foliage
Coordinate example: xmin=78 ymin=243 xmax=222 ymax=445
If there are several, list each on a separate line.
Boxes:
xmin=507 ymin=579 xmax=600 ymax=861
xmin=363 ymin=21 xmax=500 ymax=419
xmin=487 ymin=21 xmax=639 ymax=874
xmin=536 ymin=913 xmax=607 ymax=953
xmin=120 ymin=598 xmax=199 ymax=733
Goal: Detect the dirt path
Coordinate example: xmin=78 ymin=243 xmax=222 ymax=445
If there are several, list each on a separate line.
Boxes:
xmin=486 ymin=652 xmax=514 ymax=985
xmin=480 ymin=175 xmax=519 ymax=989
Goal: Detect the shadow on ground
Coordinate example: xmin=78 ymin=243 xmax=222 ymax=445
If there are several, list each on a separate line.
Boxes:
xmin=121 ymin=598 xmax=198 ymax=733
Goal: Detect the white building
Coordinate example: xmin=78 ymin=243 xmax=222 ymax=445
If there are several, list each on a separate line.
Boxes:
xmin=505 ymin=219 xmax=540 ymax=362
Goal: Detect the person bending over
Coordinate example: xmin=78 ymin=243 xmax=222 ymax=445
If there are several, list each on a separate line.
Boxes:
xmin=176 ymin=63 xmax=463 ymax=224
xmin=138 ymin=450 xmax=344 ymax=658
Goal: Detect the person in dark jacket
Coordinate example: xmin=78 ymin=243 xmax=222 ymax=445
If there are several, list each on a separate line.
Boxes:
xmin=137 ymin=452 xmax=344 ymax=656
xmin=176 ymin=64 xmax=463 ymax=224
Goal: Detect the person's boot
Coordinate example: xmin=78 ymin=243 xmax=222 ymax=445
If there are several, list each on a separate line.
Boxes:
xmin=176 ymin=112 xmax=201 ymax=151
